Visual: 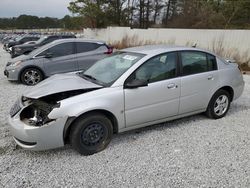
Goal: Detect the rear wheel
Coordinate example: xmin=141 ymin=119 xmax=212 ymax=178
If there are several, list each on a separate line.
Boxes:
xmin=206 ymin=90 xmax=231 ymax=119
xmin=20 ymin=68 xmax=43 ymax=85
xmin=70 ymin=113 xmax=113 ymax=155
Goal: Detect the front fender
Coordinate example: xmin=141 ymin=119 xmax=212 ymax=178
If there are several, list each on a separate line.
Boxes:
xmin=48 ymin=87 xmax=126 ymax=130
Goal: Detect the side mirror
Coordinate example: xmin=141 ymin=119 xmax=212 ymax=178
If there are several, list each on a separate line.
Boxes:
xmin=44 ymin=52 xmax=53 ymax=58
xmin=125 ymin=79 xmax=148 ymax=89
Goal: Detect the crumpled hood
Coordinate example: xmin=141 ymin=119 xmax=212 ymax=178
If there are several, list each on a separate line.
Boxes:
xmin=23 ymin=73 xmax=102 ymax=99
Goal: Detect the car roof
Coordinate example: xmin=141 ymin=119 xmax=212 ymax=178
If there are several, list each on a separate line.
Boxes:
xmin=29 ymin=38 xmax=107 ymax=57
xmin=19 ymin=34 xmax=39 ymax=38
xmin=50 ymin=38 xmax=106 ymax=44
xmin=121 ymin=45 xmax=216 ymax=56
xmin=42 ymin=34 xmax=75 ymax=37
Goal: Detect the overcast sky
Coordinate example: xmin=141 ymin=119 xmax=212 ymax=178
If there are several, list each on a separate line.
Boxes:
xmin=0 ymin=0 xmax=72 ymax=18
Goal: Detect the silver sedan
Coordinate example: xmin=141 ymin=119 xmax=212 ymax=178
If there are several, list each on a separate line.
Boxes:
xmin=9 ymin=45 xmax=245 ymax=155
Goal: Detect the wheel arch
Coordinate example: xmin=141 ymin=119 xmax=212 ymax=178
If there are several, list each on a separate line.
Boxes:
xmin=207 ymin=85 xmax=234 ymax=110
xmin=63 ymin=109 xmax=119 ymax=143
xmin=206 ymin=86 xmax=233 ymax=119
xmin=216 ymin=86 xmax=234 ymax=101
xmin=207 ymin=86 xmax=234 ymax=109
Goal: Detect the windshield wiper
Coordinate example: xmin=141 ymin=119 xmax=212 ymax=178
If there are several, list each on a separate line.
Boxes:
xmin=81 ymin=74 xmax=97 ymax=81
xmin=79 ymin=73 xmax=107 ymax=87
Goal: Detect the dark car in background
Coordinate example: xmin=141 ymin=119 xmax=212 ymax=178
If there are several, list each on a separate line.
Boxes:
xmin=2 ymin=35 xmax=20 ymax=45
xmin=3 ymin=35 xmax=40 ymax=52
xmin=4 ymin=38 xmax=113 ymax=85
xmin=11 ymin=34 xmax=76 ymax=58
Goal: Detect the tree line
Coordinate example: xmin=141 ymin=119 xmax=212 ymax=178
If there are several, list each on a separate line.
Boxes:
xmin=68 ymin=0 xmax=250 ymax=29
xmin=1 ymin=0 xmax=250 ymax=30
xmin=0 ymin=15 xmax=84 ymax=30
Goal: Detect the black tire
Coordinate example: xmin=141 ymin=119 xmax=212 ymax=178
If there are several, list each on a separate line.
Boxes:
xmin=70 ymin=113 xmax=113 ymax=155
xmin=206 ymin=89 xmax=231 ymax=119
xmin=20 ymin=68 xmax=43 ymax=85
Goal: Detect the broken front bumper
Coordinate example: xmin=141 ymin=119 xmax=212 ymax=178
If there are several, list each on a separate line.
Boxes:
xmin=9 ymin=113 xmax=67 ymax=151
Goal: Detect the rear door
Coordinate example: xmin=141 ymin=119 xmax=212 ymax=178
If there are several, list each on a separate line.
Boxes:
xmin=124 ymin=52 xmax=181 ymax=127
xmin=43 ymin=42 xmax=78 ymax=76
xmin=76 ymin=42 xmax=108 ymax=71
xmin=179 ymin=51 xmax=219 ymax=114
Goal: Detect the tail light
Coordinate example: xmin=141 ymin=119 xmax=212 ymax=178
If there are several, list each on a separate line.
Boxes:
xmin=104 ymin=46 xmax=113 ymax=54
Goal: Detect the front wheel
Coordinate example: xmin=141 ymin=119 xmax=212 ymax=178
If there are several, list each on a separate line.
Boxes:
xmin=206 ymin=90 xmax=231 ymax=119
xmin=20 ymin=68 xmax=43 ymax=85
xmin=70 ymin=113 xmax=113 ymax=155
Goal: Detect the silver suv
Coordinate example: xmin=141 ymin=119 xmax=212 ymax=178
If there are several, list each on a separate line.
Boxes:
xmin=4 ymin=38 xmax=112 ymax=85
xmin=9 ymin=45 xmax=244 ymax=155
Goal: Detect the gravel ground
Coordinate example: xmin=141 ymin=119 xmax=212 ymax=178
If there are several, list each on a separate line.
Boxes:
xmin=0 ymin=44 xmax=250 ymax=187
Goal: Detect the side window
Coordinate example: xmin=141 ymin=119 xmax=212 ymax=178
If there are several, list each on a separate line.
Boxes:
xmin=181 ymin=51 xmax=208 ymax=76
xmin=23 ymin=37 xmax=32 ymax=42
xmin=43 ymin=36 xmax=58 ymax=45
xmin=207 ymin=54 xmax=217 ymax=71
xmin=40 ymin=42 xmax=74 ymax=58
xmin=76 ymin=42 xmax=99 ymax=53
xmin=131 ymin=52 xmax=177 ymax=83
xmin=36 ymin=50 xmax=48 ymax=57
xmin=31 ymin=37 xmax=38 ymax=41
xmin=20 ymin=38 xmax=27 ymax=43
xmin=50 ymin=42 xmax=75 ymax=57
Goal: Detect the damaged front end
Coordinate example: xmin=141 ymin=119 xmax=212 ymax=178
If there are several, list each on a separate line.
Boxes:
xmin=20 ymin=97 xmax=59 ymax=127
xmin=19 ymin=88 xmax=98 ymax=127
xmin=9 ymin=73 xmax=104 ymax=150
xmin=16 ymin=73 xmax=104 ymax=127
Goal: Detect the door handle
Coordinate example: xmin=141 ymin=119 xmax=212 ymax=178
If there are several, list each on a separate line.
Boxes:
xmin=207 ymin=75 xmax=214 ymax=80
xmin=167 ymin=83 xmax=177 ymax=89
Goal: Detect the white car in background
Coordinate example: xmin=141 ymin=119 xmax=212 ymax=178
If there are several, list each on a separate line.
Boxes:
xmin=9 ymin=45 xmax=244 ymax=155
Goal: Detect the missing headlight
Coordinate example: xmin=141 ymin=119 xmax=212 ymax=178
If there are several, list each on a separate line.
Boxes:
xmin=28 ymin=109 xmax=44 ymax=126
xmin=20 ymin=100 xmax=59 ymax=126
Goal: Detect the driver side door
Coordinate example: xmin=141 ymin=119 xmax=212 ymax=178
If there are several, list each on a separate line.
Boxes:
xmin=124 ymin=52 xmax=181 ymax=127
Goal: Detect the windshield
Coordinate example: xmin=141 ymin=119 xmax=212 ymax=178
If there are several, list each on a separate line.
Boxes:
xmin=82 ymin=52 xmax=145 ymax=86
